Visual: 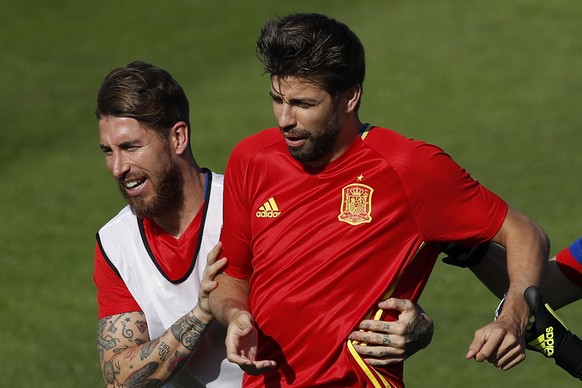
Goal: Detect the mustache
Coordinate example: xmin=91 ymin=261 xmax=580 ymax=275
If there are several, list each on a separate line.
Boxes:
xmin=280 ymin=127 xmax=310 ymax=137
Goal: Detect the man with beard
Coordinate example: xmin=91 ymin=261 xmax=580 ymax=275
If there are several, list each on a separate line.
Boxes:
xmin=94 ymin=61 xmax=238 ymax=387
xmin=93 ymin=61 xmax=435 ymax=387
xmin=209 ymin=13 xmax=549 ymax=388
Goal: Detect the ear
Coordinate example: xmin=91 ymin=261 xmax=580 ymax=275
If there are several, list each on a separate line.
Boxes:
xmin=169 ymin=121 xmax=190 ymax=155
xmin=343 ymin=86 xmax=362 ymax=113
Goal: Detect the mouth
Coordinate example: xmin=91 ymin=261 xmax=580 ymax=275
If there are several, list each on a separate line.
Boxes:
xmin=282 ymin=131 xmax=307 ymax=148
xmin=120 ymin=177 xmax=147 ymax=196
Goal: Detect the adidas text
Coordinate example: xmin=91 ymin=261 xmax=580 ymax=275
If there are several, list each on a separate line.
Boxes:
xmin=256 ymin=210 xmax=281 ymax=218
xmin=543 ymin=327 xmax=555 ymax=357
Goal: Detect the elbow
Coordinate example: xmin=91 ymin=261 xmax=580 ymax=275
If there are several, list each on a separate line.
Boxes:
xmin=532 ymin=220 xmax=550 ymax=258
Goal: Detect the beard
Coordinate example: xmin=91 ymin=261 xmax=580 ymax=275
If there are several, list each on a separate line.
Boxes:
xmin=119 ymin=161 xmax=184 ymax=219
xmin=286 ymin=106 xmax=341 ymax=164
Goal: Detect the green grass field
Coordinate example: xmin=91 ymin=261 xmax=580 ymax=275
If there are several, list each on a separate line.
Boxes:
xmin=1 ymin=0 xmax=581 ymax=386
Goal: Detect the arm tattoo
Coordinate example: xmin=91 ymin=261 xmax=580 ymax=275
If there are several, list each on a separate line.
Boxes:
xmin=140 ymin=338 xmax=159 ymax=361
xmin=98 ymin=311 xmax=208 ymax=386
xmin=170 ymin=313 xmax=208 ymax=351
xmin=103 ymin=361 xmax=116 ymax=385
xmin=158 ymin=342 xmax=171 ymax=361
xmin=135 ymin=319 xmax=148 ymax=334
xmin=121 ymin=319 xmax=135 ymax=342
xmin=169 ymin=351 xmax=187 ymax=371
xmin=122 ymin=362 xmax=161 ymax=387
xmin=98 ymin=333 xmax=117 ymax=351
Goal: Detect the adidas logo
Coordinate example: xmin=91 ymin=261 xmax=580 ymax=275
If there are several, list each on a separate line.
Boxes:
xmin=529 ymin=326 xmax=555 ymax=357
xmin=256 ymin=197 xmax=281 ymax=218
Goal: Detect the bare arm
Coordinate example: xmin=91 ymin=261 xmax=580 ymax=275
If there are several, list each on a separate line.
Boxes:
xmin=97 ymin=243 xmax=226 ymax=387
xmin=209 ymin=272 xmax=276 ymax=374
xmin=98 ymin=308 xmax=211 ymax=387
xmin=470 ymin=245 xmax=582 ymax=310
xmin=208 ymin=272 xmax=251 ymax=326
xmin=466 ymin=207 xmax=549 ymax=370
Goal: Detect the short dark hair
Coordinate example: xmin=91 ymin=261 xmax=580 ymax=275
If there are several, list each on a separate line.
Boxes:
xmin=256 ymin=13 xmax=365 ymax=98
xmin=96 ymin=61 xmax=190 ymax=138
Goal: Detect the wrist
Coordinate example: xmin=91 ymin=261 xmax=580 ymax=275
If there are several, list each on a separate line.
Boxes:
xmin=193 ymin=304 xmax=214 ymax=325
xmin=229 ymin=308 xmax=254 ymax=326
xmin=497 ymin=291 xmax=530 ymax=327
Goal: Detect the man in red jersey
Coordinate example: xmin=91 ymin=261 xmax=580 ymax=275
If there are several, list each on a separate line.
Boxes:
xmin=209 ymin=13 xmax=549 ymax=387
xmin=93 ymin=61 xmax=435 ymax=387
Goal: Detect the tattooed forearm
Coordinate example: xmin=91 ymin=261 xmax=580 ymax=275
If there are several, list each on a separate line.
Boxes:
xmin=98 ymin=310 xmax=210 ymax=387
xmin=170 ymin=313 xmax=208 ymax=351
xmin=140 ymin=338 xmax=159 ymax=361
xmin=122 ymin=362 xmax=160 ymax=388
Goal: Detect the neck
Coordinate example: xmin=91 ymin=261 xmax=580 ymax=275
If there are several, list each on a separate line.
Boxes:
xmin=153 ymin=167 xmax=206 ymax=238
xmin=302 ymin=117 xmax=363 ymax=171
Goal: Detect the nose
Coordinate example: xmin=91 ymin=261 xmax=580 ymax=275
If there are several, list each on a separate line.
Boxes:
xmin=277 ymin=103 xmax=296 ymax=130
xmin=110 ymin=151 xmax=129 ymax=179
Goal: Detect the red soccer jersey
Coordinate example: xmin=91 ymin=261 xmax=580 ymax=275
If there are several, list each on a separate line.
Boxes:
xmin=221 ymin=126 xmax=507 ymax=387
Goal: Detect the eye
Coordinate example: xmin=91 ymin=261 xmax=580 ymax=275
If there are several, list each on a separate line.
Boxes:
xmin=296 ymin=101 xmax=314 ymax=109
xmin=271 ymin=95 xmax=283 ymax=104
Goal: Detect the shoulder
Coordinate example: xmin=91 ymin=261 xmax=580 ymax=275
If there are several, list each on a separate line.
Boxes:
xmin=97 ymin=206 xmax=141 ymax=250
xmin=226 ymin=128 xmax=286 ymax=176
xmin=363 ymin=126 xmax=450 ymax=169
xmin=99 ymin=205 xmax=135 ymax=234
xmin=230 ymin=128 xmax=282 ymax=160
xmin=208 ymin=169 xmax=224 ymax=186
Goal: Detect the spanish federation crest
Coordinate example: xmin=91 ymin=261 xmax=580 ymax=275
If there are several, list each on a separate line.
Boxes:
xmin=338 ymin=183 xmax=374 ymax=225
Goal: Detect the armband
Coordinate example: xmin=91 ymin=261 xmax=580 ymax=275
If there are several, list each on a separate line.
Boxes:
xmin=441 ymin=241 xmax=491 ymax=268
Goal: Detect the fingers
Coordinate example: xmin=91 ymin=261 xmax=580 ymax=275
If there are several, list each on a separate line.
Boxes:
xmin=355 ymin=319 xmax=406 ymax=336
xmin=239 ymin=360 xmax=277 ymax=375
xmin=349 ymin=318 xmax=408 ymax=365
xmin=350 ymin=298 xmax=434 ymax=364
xmin=377 ymin=298 xmax=418 ymax=316
xmin=202 ymin=242 xmax=228 ymax=292
xmin=350 ymin=343 xmax=405 ymax=365
xmin=467 ymin=323 xmax=526 ymax=370
xmin=206 ymin=242 xmax=226 ymax=268
xmin=225 ymin=313 xmax=277 ymax=375
xmin=494 ymin=345 xmax=526 ymax=370
xmin=349 ymin=327 xmax=405 ymax=348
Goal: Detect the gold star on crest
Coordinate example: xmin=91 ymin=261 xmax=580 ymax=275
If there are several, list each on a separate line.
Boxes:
xmin=357 ymin=174 xmax=364 ymax=181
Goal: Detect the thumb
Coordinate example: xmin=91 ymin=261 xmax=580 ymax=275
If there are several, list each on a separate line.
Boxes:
xmin=378 ymin=297 xmax=412 ymax=314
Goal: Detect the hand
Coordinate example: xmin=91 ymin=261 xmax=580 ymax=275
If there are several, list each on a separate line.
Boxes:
xmin=466 ymin=292 xmax=528 ymax=370
xmin=347 ymin=298 xmax=434 ymax=365
xmin=198 ymin=242 xmax=228 ymax=320
xmin=225 ymin=310 xmax=276 ymax=374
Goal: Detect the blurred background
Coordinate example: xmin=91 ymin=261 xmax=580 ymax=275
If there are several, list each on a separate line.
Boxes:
xmin=1 ymin=0 xmax=581 ymax=386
